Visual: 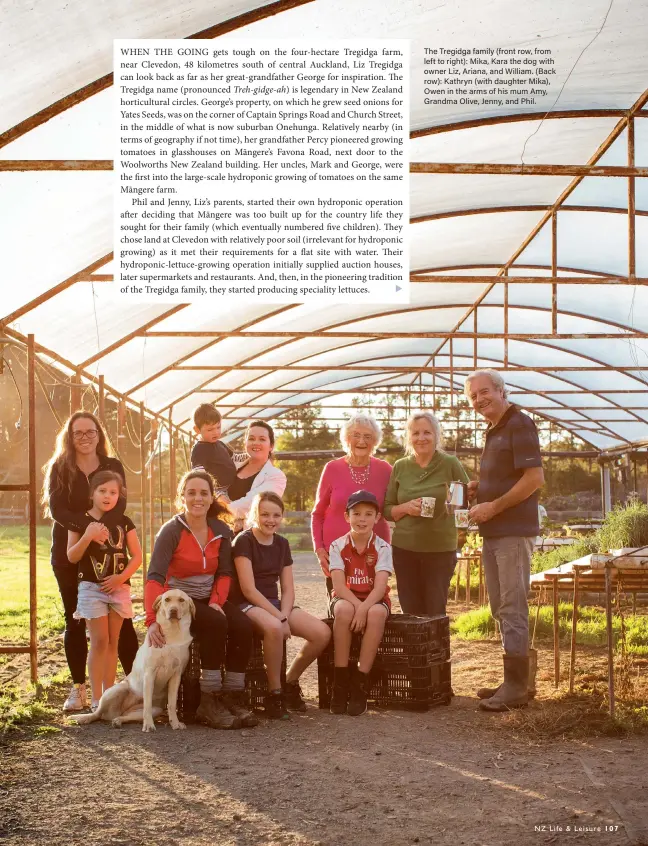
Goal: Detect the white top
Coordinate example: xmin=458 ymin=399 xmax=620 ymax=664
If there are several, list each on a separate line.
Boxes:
xmin=228 ymin=460 xmax=287 ymax=521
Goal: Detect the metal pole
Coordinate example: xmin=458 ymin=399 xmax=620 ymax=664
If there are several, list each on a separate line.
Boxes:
xmin=149 ymin=419 xmax=158 ymax=557
xmin=169 ymin=411 xmax=176 ymax=508
xmin=139 ymin=402 xmax=147 ymax=576
xmin=98 ymin=375 xmax=105 ymax=424
xmin=601 ymin=464 xmax=612 ymax=515
xmin=503 ymin=273 xmax=509 ymax=366
xmin=551 ymin=211 xmax=558 ymax=334
xmin=569 ymin=568 xmax=580 ymax=694
xmin=70 ymin=371 xmax=81 ymax=414
xmin=628 ymin=117 xmax=635 ymax=279
xmin=552 ymin=575 xmax=560 ymax=687
xmin=605 ymin=566 xmax=615 ymax=718
xmin=27 ymin=335 xmax=38 ymax=684
xmin=449 ymin=336 xmax=454 ymax=411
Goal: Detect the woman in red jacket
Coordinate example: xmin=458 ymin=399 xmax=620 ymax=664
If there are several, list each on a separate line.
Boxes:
xmin=145 ymin=469 xmax=255 ymax=729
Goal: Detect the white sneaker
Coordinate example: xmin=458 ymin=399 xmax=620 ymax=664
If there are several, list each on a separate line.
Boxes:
xmin=63 ymin=683 xmax=88 ymax=711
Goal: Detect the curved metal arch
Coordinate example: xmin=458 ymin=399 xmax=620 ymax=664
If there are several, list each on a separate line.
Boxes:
xmin=128 ymin=304 xmax=301 ymax=401
xmin=431 ymin=335 xmax=648 ymax=437
xmin=412 ymin=263 xmax=615 ymax=277
xmin=161 ymin=296 xmax=648 ymax=435
xmin=410 ymin=110 xmax=630 ymax=139
xmin=284 ymin=335 xmax=646 ymax=440
xmin=214 ymin=375 xmax=616 ymax=449
xmin=0 ymin=252 xmax=113 ymax=326
xmin=0 ymin=0 xmax=314 ymax=149
xmin=175 ymin=327 xmax=641 ymax=445
xmin=410 ymin=205 xmax=648 ymax=225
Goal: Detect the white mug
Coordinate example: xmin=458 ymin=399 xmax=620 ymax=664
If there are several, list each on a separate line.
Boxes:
xmin=421 ymin=496 xmax=436 ymax=518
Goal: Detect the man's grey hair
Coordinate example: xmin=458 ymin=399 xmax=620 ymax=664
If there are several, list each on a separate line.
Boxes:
xmin=463 ymin=369 xmax=509 ymax=399
xmin=340 ymin=412 xmax=383 ymax=451
xmin=403 ymin=411 xmax=444 ymax=456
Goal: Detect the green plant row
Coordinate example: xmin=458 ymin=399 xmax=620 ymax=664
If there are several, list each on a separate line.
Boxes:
xmin=451 ymin=602 xmax=648 ymax=654
xmin=532 ymin=500 xmax=648 ymax=575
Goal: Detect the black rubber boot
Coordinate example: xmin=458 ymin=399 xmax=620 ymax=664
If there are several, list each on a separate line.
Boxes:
xmin=479 ymin=654 xmax=529 ymax=712
xmin=477 ymin=647 xmax=537 ymax=699
xmin=347 ymin=668 xmax=369 ymax=717
xmin=330 ymin=666 xmax=350 ymax=715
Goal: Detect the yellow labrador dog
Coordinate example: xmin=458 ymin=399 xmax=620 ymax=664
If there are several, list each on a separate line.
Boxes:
xmin=73 ymin=589 xmax=194 ymax=732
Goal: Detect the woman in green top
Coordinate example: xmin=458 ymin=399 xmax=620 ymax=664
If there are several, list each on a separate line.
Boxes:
xmin=383 ymin=412 xmax=470 ymax=617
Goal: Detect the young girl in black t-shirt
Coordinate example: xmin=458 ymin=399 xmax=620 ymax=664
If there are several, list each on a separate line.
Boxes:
xmin=232 ymin=492 xmax=330 ymax=719
xmin=67 ymin=471 xmax=142 ymax=709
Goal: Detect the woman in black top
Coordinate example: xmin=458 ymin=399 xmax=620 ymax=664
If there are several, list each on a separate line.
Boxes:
xmin=42 ymin=411 xmax=139 ymax=711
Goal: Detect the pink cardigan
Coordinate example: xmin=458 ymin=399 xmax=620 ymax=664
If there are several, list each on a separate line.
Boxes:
xmin=311 ymin=456 xmax=393 ymax=552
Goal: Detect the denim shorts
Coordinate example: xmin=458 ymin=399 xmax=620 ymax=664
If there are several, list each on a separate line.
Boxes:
xmin=73 ymin=581 xmax=133 ymax=620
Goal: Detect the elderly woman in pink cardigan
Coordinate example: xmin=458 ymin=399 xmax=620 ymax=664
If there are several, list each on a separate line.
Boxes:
xmin=311 ymin=412 xmax=392 ymax=589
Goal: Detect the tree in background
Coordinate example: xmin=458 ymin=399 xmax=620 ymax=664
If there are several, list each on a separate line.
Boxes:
xmin=274 ymin=406 xmax=339 ymax=511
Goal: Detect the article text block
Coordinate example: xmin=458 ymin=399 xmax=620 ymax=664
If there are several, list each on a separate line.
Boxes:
xmin=114 ymin=39 xmax=410 ymax=304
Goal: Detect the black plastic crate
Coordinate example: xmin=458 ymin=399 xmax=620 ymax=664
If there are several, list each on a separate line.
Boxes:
xmin=177 ymin=635 xmax=286 ymax=721
xmin=319 ymin=614 xmax=450 ymax=667
xmin=374 ymin=660 xmax=452 ymax=708
xmin=379 ymin=614 xmax=450 ymax=656
xmin=317 ymin=641 xmax=449 ymax=670
xmin=246 ymin=666 xmax=286 ymax=710
xmin=247 ymin=634 xmax=266 ymax=672
xmin=318 ymin=658 xmax=451 ymax=712
xmin=177 ymin=640 xmax=201 ymax=723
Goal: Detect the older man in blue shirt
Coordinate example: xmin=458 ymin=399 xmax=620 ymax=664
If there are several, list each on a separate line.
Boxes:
xmin=465 ymin=370 xmax=544 ymax=712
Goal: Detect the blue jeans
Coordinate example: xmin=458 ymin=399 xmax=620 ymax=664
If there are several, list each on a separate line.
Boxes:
xmin=481 ymin=536 xmax=534 ymax=656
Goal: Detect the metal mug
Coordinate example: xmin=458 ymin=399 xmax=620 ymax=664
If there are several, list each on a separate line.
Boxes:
xmin=446 ymin=481 xmax=467 ymax=511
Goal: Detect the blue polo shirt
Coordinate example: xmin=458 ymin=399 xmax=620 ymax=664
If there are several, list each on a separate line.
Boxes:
xmin=477 ymin=405 xmax=542 ymax=538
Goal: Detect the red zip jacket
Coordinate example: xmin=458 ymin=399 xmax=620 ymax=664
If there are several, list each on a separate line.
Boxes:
xmin=144 ymin=514 xmax=233 ymax=626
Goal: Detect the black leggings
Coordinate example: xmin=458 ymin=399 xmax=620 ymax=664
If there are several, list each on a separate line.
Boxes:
xmin=191 ymin=599 xmax=253 ymax=673
xmin=392 ymin=548 xmax=458 ymax=617
xmin=53 ymin=566 xmax=139 ymax=684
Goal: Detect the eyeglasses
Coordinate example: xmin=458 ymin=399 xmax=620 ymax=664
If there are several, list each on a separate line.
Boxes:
xmin=350 ymin=434 xmax=373 ymax=442
xmin=72 ymin=430 xmax=98 ymax=442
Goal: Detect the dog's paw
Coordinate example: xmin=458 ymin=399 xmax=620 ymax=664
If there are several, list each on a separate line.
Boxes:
xmin=112 ymin=718 xmax=123 ymax=728
xmin=142 ymin=720 xmax=156 ymax=733
xmin=170 ymin=720 xmax=186 ymax=730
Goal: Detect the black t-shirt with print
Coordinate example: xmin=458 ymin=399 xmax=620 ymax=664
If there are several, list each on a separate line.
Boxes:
xmin=230 ymin=529 xmax=292 ymax=604
xmin=77 ymin=512 xmax=136 ymax=584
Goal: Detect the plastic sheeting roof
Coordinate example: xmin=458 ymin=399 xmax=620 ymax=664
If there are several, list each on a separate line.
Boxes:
xmin=2 ymin=0 xmax=648 ymax=451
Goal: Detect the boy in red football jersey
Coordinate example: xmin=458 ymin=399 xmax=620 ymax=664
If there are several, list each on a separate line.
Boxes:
xmin=328 ymin=490 xmax=393 ymax=716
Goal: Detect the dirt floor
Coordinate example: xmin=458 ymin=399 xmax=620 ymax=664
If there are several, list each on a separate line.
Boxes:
xmin=2 ymin=553 xmax=648 ymax=846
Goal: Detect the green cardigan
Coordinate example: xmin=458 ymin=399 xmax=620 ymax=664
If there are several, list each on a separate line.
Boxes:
xmin=383 ymin=452 xmax=470 ymax=553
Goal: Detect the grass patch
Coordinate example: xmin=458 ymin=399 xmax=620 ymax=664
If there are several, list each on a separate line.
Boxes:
xmin=451 ymin=602 xmax=648 ymax=654
xmin=531 ymin=501 xmax=648 ymax=575
xmin=502 ymin=691 xmax=648 ymax=739
xmin=0 ymin=525 xmax=145 ymax=664
xmin=0 ymin=683 xmax=58 ymax=737
xmin=531 ymin=537 xmax=598 ymax=574
xmin=0 ymin=526 xmax=62 ymax=650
